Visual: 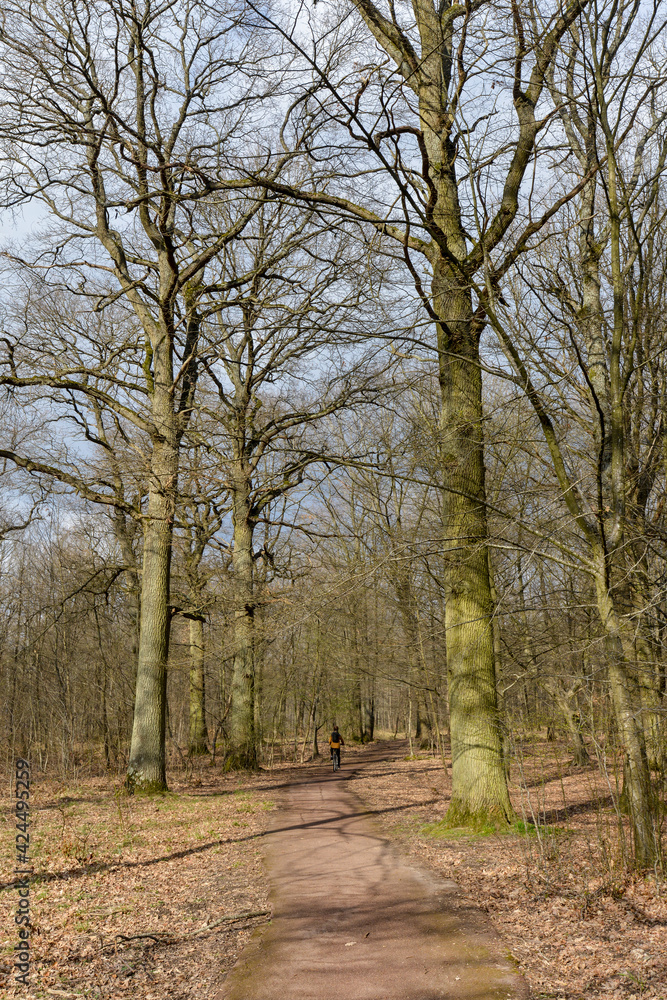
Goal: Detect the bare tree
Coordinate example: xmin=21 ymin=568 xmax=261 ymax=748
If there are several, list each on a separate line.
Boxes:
xmin=195 ymin=200 xmax=389 ymax=767
xmin=0 ymin=0 xmax=284 ymax=789
xmin=172 ymin=449 xmax=227 ymax=756
xmin=487 ymin=0 xmax=667 ymax=864
xmin=248 ymin=0 xmax=596 ymax=824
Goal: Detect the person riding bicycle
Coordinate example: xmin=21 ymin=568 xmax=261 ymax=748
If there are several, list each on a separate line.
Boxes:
xmin=329 ymin=725 xmax=344 ymax=768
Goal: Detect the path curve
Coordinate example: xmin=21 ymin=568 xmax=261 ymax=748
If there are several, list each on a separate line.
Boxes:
xmin=218 ymin=744 xmax=528 ymax=1000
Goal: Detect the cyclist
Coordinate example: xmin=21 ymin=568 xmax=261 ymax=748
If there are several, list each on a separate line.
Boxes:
xmin=329 ymin=725 xmax=344 ymax=769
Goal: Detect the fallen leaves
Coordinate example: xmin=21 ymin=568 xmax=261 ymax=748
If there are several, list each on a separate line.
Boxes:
xmin=2 ymin=742 xmax=665 ymax=1000
xmin=0 ymin=762 xmax=283 ymax=999
xmin=351 ymin=741 xmax=667 ymax=1000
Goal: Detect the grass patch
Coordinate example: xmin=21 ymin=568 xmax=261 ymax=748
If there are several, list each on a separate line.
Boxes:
xmin=420 ymin=818 xmax=568 ymax=840
xmin=512 ymin=819 xmax=569 ymax=838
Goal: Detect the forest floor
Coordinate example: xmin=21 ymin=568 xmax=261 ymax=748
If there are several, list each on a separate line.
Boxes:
xmin=1 ymin=738 xmax=666 ymax=999
xmin=350 ymin=739 xmax=667 ymax=1000
xmin=0 ymin=759 xmax=285 ymax=999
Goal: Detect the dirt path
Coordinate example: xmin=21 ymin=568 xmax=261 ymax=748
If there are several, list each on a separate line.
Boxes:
xmin=218 ymin=744 xmax=528 ymax=1000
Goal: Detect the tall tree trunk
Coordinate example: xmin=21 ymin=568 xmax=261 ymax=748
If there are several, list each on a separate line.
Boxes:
xmin=301 ymin=694 xmax=317 ymax=763
xmin=365 ymin=694 xmax=375 ymax=742
xmin=302 ymin=637 xmax=322 ymax=760
xmin=350 ymin=633 xmax=364 ymax=742
xmin=113 ymin=508 xmax=141 ymax=670
xmin=227 ymin=478 xmax=257 ymax=769
xmin=394 ymin=568 xmax=428 ymax=751
xmin=550 ymin=685 xmax=590 ymax=767
xmin=101 ymin=655 xmax=111 ymax=769
xmin=629 ymin=552 xmax=664 ymax=772
xmin=189 ymin=616 xmax=208 ymax=755
xmin=127 ymin=340 xmax=179 ymax=792
xmin=313 ymin=722 xmax=322 ymax=759
xmin=127 ymin=446 xmax=175 ymax=791
xmin=594 ymin=561 xmax=660 ymax=867
xmin=436 ymin=275 xmax=512 ymax=827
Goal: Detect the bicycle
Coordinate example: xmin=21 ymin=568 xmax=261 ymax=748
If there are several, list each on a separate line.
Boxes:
xmin=331 ymin=748 xmax=340 ymax=771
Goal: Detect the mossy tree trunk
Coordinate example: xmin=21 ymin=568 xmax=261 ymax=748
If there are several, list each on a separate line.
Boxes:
xmin=189 ymin=615 xmax=208 ymax=755
xmin=127 ymin=349 xmax=180 ymax=792
xmin=433 ymin=268 xmax=513 ymax=826
xmin=337 ymin=0 xmax=588 ymax=826
xmin=594 ymin=561 xmax=660 ymax=868
xmin=227 ymin=476 xmax=258 ymax=770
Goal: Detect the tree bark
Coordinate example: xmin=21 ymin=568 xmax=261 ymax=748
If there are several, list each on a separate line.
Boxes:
xmin=227 ymin=477 xmax=257 ymax=770
xmin=127 ymin=312 xmax=180 ymax=791
xmin=127 ymin=433 xmax=176 ymax=792
xmin=365 ymin=694 xmax=375 ymax=742
xmin=594 ymin=557 xmax=660 ymax=867
xmin=436 ymin=276 xmax=513 ymax=826
xmin=551 ymin=686 xmax=590 ymax=767
xmin=189 ymin=616 xmax=208 ymax=755
xmin=313 ymin=722 xmax=322 ymax=759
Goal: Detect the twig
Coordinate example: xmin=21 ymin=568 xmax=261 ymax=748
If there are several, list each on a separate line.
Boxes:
xmin=107 ymin=909 xmax=271 ymax=951
xmin=114 ymin=932 xmax=164 ymax=944
xmin=622 ymin=900 xmax=667 ymax=927
xmin=186 ymin=909 xmax=271 ymax=937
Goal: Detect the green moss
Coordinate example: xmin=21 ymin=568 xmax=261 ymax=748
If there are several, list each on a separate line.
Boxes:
xmin=505 ymin=950 xmax=521 ymax=971
xmin=420 ymin=819 xmax=497 ymax=840
xmin=223 ymin=748 xmax=259 ymax=772
xmin=127 ymin=778 xmax=169 ymax=795
xmin=442 ymin=801 xmax=514 ymax=833
xmin=420 ymin=817 xmax=568 ymax=840
xmin=513 ymin=819 xmax=568 ymax=837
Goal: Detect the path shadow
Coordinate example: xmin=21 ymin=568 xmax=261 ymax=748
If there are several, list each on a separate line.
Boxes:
xmin=519 ymin=764 xmax=597 ymax=788
xmin=0 ymin=795 xmax=438 ymax=892
xmin=527 ymin=794 xmax=616 ymax=826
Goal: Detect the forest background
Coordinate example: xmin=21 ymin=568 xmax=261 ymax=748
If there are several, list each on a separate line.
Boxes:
xmin=0 ymin=0 xmax=667 ymax=886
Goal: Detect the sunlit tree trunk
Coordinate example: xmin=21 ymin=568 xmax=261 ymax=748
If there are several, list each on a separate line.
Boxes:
xmin=593 ymin=554 xmax=659 ymax=868
xmin=333 ymin=0 xmax=586 ymax=826
xmin=435 ymin=273 xmax=512 ymax=826
xmin=227 ymin=477 xmax=257 ymax=769
xmin=127 ymin=404 xmax=177 ymax=791
xmin=189 ymin=616 xmax=208 ymax=755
